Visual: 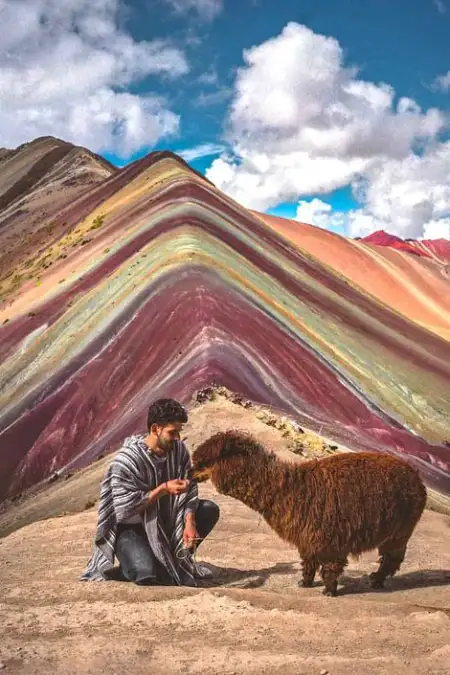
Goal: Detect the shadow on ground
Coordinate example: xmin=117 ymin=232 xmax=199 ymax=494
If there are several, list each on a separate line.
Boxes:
xmin=105 ymin=563 xmax=450 ymax=595
xmin=338 ymin=568 xmax=450 ymax=596
xmin=202 ymin=561 xmax=299 ymax=589
xmin=202 ymin=562 xmax=450 ymax=594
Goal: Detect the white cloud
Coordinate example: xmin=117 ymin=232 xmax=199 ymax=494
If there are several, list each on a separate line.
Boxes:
xmin=433 ymin=0 xmax=446 ymax=13
xmin=432 ymin=71 xmax=450 ymax=92
xmin=163 ymin=0 xmax=223 ymax=21
xmin=296 ymin=198 xmax=332 ymax=227
xmin=0 ymin=0 xmax=189 ymax=156
xmin=206 ymin=22 xmax=449 ymax=239
xmin=423 ymin=219 xmax=450 ymax=239
xmin=198 ymin=69 xmax=219 ymax=86
xmin=195 ymin=66 xmax=233 ymax=107
xmin=207 ymin=151 xmax=369 ymax=211
xmin=196 ymin=88 xmax=233 ymax=107
xmin=178 ymin=142 xmax=226 ymax=162
xmin=342 ymin=142 xmax=450 ymax=239
xmin=297 ymin=142 xmax=450 ymax=240
xmin=295 ymin=198 xmax=348 ymax=233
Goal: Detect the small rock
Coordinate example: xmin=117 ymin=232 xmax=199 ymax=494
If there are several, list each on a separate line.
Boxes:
xmin=47 ymin=471 xmax=60 ymax=484
xmin=320 ymin=670 xmax=329 ymax=675
xmin=194 ymin=387 xmax=215 ymax=404
xmin=0 ymin=662 xmax=6 ymax=670
xmin=291 ymin=421 xmax=304 ymax=433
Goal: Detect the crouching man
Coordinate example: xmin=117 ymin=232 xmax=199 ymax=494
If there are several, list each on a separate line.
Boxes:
xmin=80 ymin=398 xmax=219 ymax=586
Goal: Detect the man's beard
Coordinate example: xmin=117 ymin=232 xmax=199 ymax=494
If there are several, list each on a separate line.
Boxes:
xmin=156 ymin=436 xmax=175 ymax=453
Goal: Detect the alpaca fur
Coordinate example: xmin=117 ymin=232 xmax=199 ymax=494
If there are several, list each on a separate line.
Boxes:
xmin=190 ymin=430 xmax=427 ymax=597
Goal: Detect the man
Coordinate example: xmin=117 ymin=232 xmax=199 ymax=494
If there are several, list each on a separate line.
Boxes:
xmin=81 ymin=398 xmax=220 ymax=586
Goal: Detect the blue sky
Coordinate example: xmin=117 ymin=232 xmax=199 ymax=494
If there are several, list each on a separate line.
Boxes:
xmin=108 ymin=0 xmax=450 ymax=238
xmin=1 ymin=0 xmax=449 ymax=238
xmin=113 ymin=0 xmax=449 ymax=164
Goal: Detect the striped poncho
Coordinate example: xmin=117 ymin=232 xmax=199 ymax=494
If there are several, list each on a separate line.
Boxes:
xmin=80 ymin=434 xmax=198 ymax=586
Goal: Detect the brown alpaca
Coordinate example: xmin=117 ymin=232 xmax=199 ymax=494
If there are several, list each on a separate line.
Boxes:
xmin=190 ymin=430 xmax=427 ymax=596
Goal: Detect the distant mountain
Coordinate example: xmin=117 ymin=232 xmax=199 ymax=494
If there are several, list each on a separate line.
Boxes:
xmin=0 ymin=137 xmax=117 ymax=298
xmin=0 ymin=147 xmax=15 ymax=163
xmin=361 ymin=229 xmax=450 ymax=264
xmin=0 ymin=136 xmax=116 ymax=211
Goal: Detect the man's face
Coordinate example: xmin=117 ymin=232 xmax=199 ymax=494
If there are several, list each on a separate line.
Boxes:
xmin=153 ymin=421 xmax=183 ymax=453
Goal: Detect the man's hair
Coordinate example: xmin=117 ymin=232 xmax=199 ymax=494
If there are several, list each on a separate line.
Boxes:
xmin=147 ymin=398 xmax=188 ymax=431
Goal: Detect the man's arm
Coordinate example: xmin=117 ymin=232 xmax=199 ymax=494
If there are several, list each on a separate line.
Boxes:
xmin=122 ymin=480 xmax=190 ymax=518
xmin=109 ymin=458 xmax=152 ymax=522
xmin=110 ymin=454 xmax=171 ymax=521
xmin=185 ymin=509 xmax=196 ymax=527
xmin=110 ymin=452 xmax=191 ymax=522
xmin=180 ymin=443 xmax=199 ymax=524
xmin=179 ymin=443 xmax=200 ymax=547
xmin=134 ymin=482 xmax=169 ymax=515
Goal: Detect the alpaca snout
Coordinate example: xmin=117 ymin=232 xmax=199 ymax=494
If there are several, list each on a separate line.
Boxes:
xmin=188 ymin=466 xmax=213 ymax=482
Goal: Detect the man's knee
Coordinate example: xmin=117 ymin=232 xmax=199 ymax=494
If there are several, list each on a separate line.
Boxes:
xmin=198 ymin=499 xmax=220 ymax=524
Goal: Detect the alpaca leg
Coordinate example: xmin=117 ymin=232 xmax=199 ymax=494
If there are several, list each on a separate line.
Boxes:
xmin=369 ymin=537 xmax=409 ymax=589
xmin=299 ymin=556 xmax=319 ymax=588
xmin=320 ymin=558 xmax=348 ymax=597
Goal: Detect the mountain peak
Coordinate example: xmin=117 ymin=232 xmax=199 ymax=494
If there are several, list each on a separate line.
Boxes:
xmin=126 ymin=149 xmax=215 ymax=186
xmin=361 ymin=230 xmax=404 ymax=245
xmin=360 ymin=229 xmax=450 ymax=262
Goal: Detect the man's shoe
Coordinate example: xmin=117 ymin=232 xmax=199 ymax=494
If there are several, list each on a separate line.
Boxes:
xmin=193 ymin=562 xmax=213 ymax=579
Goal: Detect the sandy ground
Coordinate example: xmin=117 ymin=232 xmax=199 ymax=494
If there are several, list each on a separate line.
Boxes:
xmin=1 ymin=399 xmax=450 ymax=675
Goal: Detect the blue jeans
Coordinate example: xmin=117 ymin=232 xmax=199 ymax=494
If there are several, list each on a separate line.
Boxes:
xmin=115 ymin=499 xmax=220 ymax=585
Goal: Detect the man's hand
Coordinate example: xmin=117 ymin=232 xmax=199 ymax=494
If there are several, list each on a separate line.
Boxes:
xmin=183 ymin=520 xmax=200 ymax=550
xmin=141 ymin=479 xmax=190 ymax=512
xmin=164 ymin=479 xmax=190 ymax=495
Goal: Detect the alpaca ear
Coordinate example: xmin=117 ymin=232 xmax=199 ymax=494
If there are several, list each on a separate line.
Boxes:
xmin=219 ymin=431 xmax=248 ymax=459
xmin=213 ymin=433 xmax=231 ymax=458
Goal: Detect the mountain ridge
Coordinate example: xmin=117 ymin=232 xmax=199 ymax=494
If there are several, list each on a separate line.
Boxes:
xmin=1 ymin=153 xmax=450 ymax=505
xmin=361 ymin=229 xmax=450 ymax=263
xmin=0 ymin=137 xmax=449 ymax=511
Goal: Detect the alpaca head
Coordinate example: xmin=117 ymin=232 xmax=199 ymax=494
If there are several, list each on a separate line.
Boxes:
xmin=189 ymin=430 xmax=268 ymax=485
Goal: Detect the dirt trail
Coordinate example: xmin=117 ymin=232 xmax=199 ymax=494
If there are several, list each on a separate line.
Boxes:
xmin=1 ymin=399 xmax=450 ymax=674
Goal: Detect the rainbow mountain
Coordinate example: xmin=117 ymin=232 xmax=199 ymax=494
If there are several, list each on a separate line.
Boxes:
xmin=1 ymin=137 xmax=450 ymax=508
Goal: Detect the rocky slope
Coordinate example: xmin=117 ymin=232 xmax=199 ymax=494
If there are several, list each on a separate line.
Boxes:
xmin=0 ymin=136 xmax=116 ymax=303
xmin=254 ymin=213 xmax=450 ymax=340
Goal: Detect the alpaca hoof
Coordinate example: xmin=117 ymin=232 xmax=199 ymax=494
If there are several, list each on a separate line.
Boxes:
xmin=322 ymin=588 xmax=338 ymax=597
xmin=299 ymin=579 xmax=314 ymax=588
xmin=369 ymin=573 xmax=384 ymax=589
xmin=371 ymin=581 xmax=385 ymax=590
